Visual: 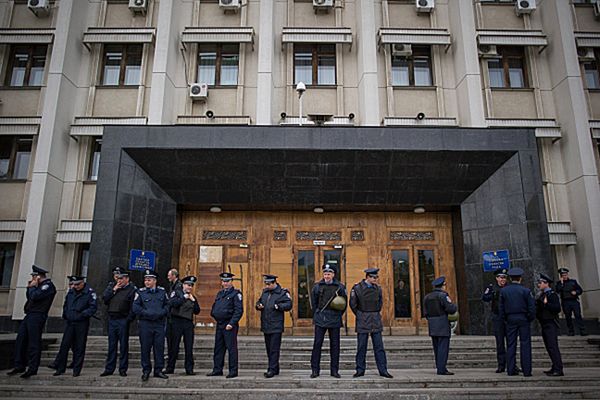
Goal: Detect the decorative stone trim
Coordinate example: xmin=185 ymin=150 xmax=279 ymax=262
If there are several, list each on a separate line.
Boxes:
xmin=390 ymin=231 xmax=434 ymax=241
xmin=202 ymin=231 xmax=247 ymax=240
xmin=296 ymin=231 xmax=341 ymax=241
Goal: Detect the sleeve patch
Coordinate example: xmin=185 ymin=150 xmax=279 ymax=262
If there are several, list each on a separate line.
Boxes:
xmin=237 ymin=293 xmax=243 ymax=301
xmin=286 ymin=292 xmax=291 ymax=299
xmin=41 ymin=284 xmax=49 ymax=291
xmin=134 ymin=293 xmax=139 ymax=300
xmin=91 ymin=293 xmax=97 ymax=300
xmin=170 ymin=291 xmax=176 ymax=298
xmin=446 ymin=296 xmax=452 ymax=303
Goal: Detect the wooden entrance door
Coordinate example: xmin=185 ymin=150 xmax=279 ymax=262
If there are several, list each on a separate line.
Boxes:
xmin=293 ymin=246 xmax=344 ymax=328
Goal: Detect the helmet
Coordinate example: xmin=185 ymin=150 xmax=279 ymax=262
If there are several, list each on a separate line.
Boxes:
xmin=448 ymin=311 xmax=459 ymax=322
xmin=329 ymin=295 xmax=347 ymax=311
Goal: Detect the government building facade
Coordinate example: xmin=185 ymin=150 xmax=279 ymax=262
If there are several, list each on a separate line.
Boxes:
xmin=0 ymin=0 xmax=599 ymax=335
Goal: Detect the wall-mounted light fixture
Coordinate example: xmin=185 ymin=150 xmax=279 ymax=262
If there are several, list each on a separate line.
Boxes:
xmin=313 ymin=207 xmax=324 ymax=214
xmin=209 ymin=206 xmax=222 ymax=213
xmin=413 ymin=205 xmax=426 ymax=214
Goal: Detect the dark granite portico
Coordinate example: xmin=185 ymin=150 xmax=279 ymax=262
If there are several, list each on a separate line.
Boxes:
xmin=88 ymin=125 xmax=551 ymax=335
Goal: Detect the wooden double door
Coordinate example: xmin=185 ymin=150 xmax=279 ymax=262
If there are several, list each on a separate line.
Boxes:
xmin=178 ymin=211 xmax=456 ymax=335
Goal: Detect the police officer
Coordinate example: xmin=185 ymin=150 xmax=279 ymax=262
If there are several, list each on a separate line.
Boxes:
xmin=310 ymin=264 xmax=347 ymax=379
xmin=165 ymin=275 xmax=200 ymax=375
xmin=481 ymin=268 xmax=509 ymax=373
xmin=132 ymin=269 xmax=170 ymax=381
xmin=423 ymin=276 xmax=457 ymax=376
xmin=207 ymin=272 xmax=244 ymax=378
xmin=166 ymin=268 xmax=183 ymax=364
xmin=100 ymin=267 xmax=137 ymax=377
xmin=536 ymin=273 xmax=564 ymax=376
xmin=8 ymin=265 xmax=57 ymax=379
xmin=48 ymin=279 xmax=75 ymax=371
xmin=350 ymin=268 xmax=393 ymax=378
xmin=53 ymin=276 xmax=97 ymax=377
xmin=256 ymin=274 xmax=292 ymax=378
xmin=556 ymin=267 xmax=587 ymax=336
xmin=499 ymin=267 xmax=535 ymax=377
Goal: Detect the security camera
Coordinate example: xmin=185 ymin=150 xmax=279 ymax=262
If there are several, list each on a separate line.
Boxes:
xmin=280 ymin=112 xmax=287 ymax=119
xmin=296 ymin=82 xmax=306 ymax=96
xmin=416 ymin=112 xmax=425 ymax=120
xmin=206 ymin=110 xmax=214 ymax=119
xmin=348 ymin=112 xmax=355 ymax=120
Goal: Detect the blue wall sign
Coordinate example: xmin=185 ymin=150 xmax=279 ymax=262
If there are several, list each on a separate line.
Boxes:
xmin=129 ymin=249 xmax=156 ymax=271
xmin=483 ymin=249 xmax=510 ymax=273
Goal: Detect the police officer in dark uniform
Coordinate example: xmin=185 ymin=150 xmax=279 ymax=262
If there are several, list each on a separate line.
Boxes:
xmin=556 ymin=267 xmax=587 ymax=336
xmin=207 ymin=272 xmax=244 ymax=378
xmin=423 ymin=276 xmax=457 ymax=375
xmin=499 ymin=267 xmax=535 ymax=377
xmin=350 ymin=268 xmax=392 ymax=378
xmin=101 ymin=267 xmax=137 ymax=377
xmin=481 ymin=268 xmax=509 ymax=373
xmin=8 ymin=265 xmax=57 ymax=378
xmin=256 ymin=274 xmax=293 ymax=378
xmin=48 ymin=279 xmax=75 ymax=371
xmin=536 ymin=273 xmax=564 ymax=376
xmin=132 ymin=269 xmax=170 ymax=381
xmin=53 ymin=276 xmax=97 ymax=377
xmin=310 ymin=264 xmax=347 ymax=379
xmin=166 ymin=268 xmax=183 ymax=366
xmin=165 ymin=275 xmax=200 ymax=375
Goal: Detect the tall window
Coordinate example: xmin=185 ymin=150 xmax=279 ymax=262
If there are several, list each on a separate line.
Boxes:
xmin=197 ymin=44 xmax=239 ymax=86
xmin=580 ymin=49 xmax=600 ymax=90
xmin=294 ymin=44 xmax=336 ymax=86
xmin=75 ymin=244 xmax=90 ymax=278
xmin=391 ymin=46 xmax=433 ymax=87
xmin=88 ymin=137 xmax=102 ymax=181
xmin=5 ymin=45 xmax=47 ymax=87
xmin=487 ymin=46 xmax=528 ymax=89
xmin=101 ymin=44 xmax=143 ymax=86
xmin=0 ymin=136 xmax=32 ymax=180
xmin=0 ymin=244 xmax=15 ymax=288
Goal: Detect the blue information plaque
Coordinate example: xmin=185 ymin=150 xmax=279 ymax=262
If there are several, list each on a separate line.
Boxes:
xmin=129 ymin=249 xmax=156 ymax=271
xmin=482 ymin=249 xmax=510 ymax=273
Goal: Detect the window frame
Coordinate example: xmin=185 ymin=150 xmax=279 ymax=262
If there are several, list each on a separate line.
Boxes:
xmin=4 ymin=45 xmax=47 ymax=87
xmin=0 ymin=243 xmax=16 ymax=289
xmin=99 ymin=44 xmax=143 ymax=87
xmin=293 ymin=43 xmax=337 ymax=87
xmin=391 ymin=45 xmax=434 ymax=87
xmin=487 ymin=46 xmax=529 ymax=89
xmin=580 ymin=48 xmax=600 ymax=90
xmin=196 ymin=43 xmax=240 ymax=87
xmin=87 ymin=137 xmax=102 ymax=182
xmin=0 ymin=136 xmax=33 ymax=181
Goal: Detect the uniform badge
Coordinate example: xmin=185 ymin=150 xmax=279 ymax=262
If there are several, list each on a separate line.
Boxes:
xmin=170 ymin=292 xmax=176 ymax=298
xmin=237 ymin=293 xmax=243 ymax=301
xmin=446 ymin=296 xmax=452 ymax=303
xmin=41 ymin=284 xmax=49 ymax=291
xmin=134 ymin=292 xmax=139 ymax=300
xmin=91 ymin=293 xmax=97 ymax=300
xmin=286 ymin=292 xmax=291 ymax=299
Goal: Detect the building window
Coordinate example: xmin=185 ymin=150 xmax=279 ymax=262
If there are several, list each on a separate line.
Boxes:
xmin=101 ymin=44 xmax=143 ymax=86
xmin=294 ymin=44 xmax=336 ymax=86
xmin=0 ymin=244 xmax=15 ymax=288
xmin=88 ymin=137 xmax=102 ymax=181
xmin=391 ymin=46 xmax=433 ymax=87
xmin=580 ymin=49 xmax=600 ymax=90
xmin=5 ymin=45 xmax=47 ymax=87
xmin=197 ymin=44 xmax=239 ymax=86
xmin=75 ymin=244 xmax=90 ymax=278
xmin=487 ymin=46 xmax=528 ymax=89
xmin=0 ymin=136 xmax=32 ymax=180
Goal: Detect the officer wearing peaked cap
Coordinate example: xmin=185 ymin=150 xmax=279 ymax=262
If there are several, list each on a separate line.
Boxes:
xmin=132 ymin=269 xmax=170 ymax=381
xmin=101 ymin=266 xmax=136 ymax=377
xmin=8 ymin=265 xmax=57 ymax=378
xmin=482 ymin=268 xmax=510 ymax=373
xmin=350 ymin=268 xmax=392 ymax=378
xmin=423 ymin=276 xmax=458 ymax=375
xmin=207 ymin=272 xmax=243 ymax=378
xmin=165 ymin=275 xmax=200 ymax=375
xmin=499 ymin=267 xmax=535 ymax=377
xmin=53 ymin=276 xmax=97 ymax=377
xmin=555 ymin=267 xmax=586 ymax=336
xmin=536 ymin=273 xmax=564 ymax=376
xmin=310 ymin=264 xmax=347 ymax=379
xmin=256 ymin=274 xmax=292 ymax=378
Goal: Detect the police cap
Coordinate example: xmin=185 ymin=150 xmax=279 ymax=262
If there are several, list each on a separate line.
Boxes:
xmin=31 ymin=265 xmax=48 ymax=276
xmin=219 ymin=272 xmax=235 ymax=282
xmin=538 ymin=273 xmax=553 ymax=284
xmin=558 ymin=267 xmax=569 ymax=275
xmin=494 ymin=268 xmax=508 ymax=277
xmin=67 ymin=275 xmax=85 ymax=284
xmin=432 ymin=276 xmax=446 ymax=287
xmin=322 ymin=264 xmax=335 ymax=274
xmin=262 ymin=274 xmax=277 ymax=283
xmin=182 ymin=276 xmax=197 ymax=285
xmin=143 ymin=269 xmax=157 ymax=279
xmin=364 ymin=268 xmax=380 ymax=277
xmin=508 ymin=267 xmax=524 ymax=277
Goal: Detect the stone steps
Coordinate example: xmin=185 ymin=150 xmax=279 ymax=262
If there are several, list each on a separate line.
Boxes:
xmin=0 ymin=368 xmax=599 ymax=399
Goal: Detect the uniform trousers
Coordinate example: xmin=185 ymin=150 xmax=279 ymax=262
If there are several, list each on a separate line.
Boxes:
xmin=541 ymin=320 xmax=563 ymax=373
xmin=263 ymin=332 xmax=282 ymax=374
xmin=310 ymin=326 xmax=340 ymax=374
xmin=55 ymin=320 xmax=90 ymax=374
xmin=104 ymin=317 xmax=130 ymax=373
xmin=13 ymin=312 xmax=47 ymax=373
xmin=138 ymin=319 xmax=166 ymax=374
xmin=431 ymin=336 xmax=450 ymax=374
xmin=505 ymin=316 xmax=532 ymax=376
xmin=356 ymin=331 xmax=388 ymax=374
xmin=212 ymin=324 xmax=239 ymax=375
xmin=167 ymin=317 xmax=195 ymax=373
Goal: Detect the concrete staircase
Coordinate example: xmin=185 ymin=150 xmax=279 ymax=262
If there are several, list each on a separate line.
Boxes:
xmin=1 ymin=335 xmax=599 ymax=399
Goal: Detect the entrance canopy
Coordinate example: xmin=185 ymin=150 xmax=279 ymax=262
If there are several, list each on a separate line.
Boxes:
xmin=126 ymin=147 xmax=514 ymax=211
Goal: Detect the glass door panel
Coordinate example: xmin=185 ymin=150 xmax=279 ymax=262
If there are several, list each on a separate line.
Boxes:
xmin=417 ymin=249 xmax=436 ymax=318
xmin=297 ymin=249 xmax=316 ymax=320
xmin=322 ymin=249 xmax=342 ymax=280
xmin=392 ymin=250 xmax=411 ymax=319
